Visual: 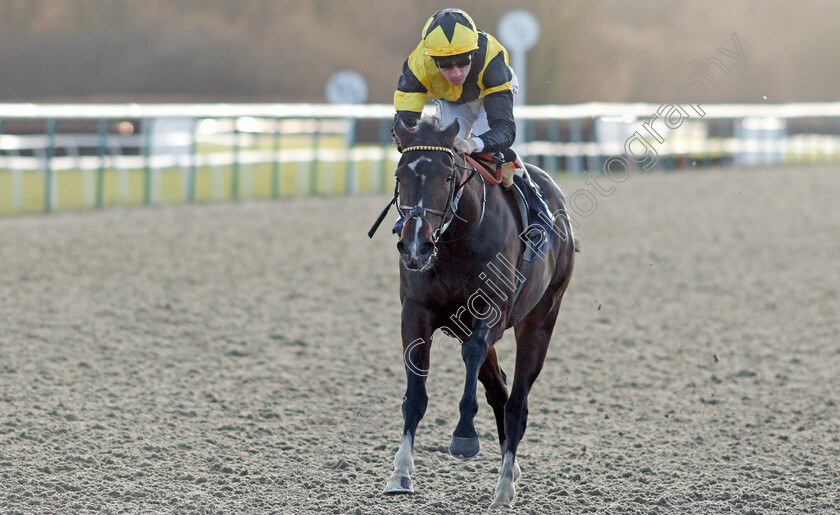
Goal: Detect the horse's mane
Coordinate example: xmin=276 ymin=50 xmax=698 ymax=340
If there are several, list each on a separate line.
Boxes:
xmin=405 ymin=117 xmax=448 ymax=144
xmin=415 ymin=116 xmax=441 ymax=130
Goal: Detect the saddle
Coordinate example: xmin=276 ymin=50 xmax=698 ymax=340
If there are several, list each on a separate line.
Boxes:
xmin=470 ymin=151 xmax=517 ymax=189
xmin=472 ymin=151 xmax=553 ymax=252
xmin=472 ymin=151 xmax=555 ymax=303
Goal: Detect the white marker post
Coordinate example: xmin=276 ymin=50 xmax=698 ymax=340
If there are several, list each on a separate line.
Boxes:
xmin=497 ymin=10 xmax=540 ymax=147
xmin=325 ymin=70 xmax=368 ymax=194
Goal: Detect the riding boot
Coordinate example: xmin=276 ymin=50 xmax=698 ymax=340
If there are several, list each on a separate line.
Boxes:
xmin=499 ymin=148 xmax=525 ymax=190
xmin=501 ymin=162 xmax=516 ymax=189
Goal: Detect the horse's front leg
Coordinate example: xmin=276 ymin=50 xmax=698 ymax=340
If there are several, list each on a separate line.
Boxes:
xmin=450 ymin=322 xmax=501 ymax=459
xmin=383 ymin=301 xmax=436 ymax=495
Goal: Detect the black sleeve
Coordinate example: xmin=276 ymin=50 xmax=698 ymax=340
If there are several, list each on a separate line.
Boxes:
xmin=481 ymin=52 xmax=512 ymax=89
xmin=394 ymin=58 xmax=426 ymax=132
xmin=478 ymin=90 xmax=516 ymax=153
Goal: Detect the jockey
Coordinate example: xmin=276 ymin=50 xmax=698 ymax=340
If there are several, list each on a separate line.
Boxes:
xmin=390 ymin=8 xmax=553 ymax=245
xmin=393 ymin=8 xmax=522 ymax=188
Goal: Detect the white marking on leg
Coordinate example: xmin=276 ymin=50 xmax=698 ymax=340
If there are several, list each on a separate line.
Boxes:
xmin=490 ymin=451 xmax=519 ymax=509
xmin=393 ymin=433 xmax=414 ymax=477
xmin=384 ymin=433 xmax=415 ymax=493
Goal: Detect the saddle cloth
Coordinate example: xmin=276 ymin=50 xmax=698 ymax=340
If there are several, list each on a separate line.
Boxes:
xmin=511 ymin=170 xmax=554 ymax=262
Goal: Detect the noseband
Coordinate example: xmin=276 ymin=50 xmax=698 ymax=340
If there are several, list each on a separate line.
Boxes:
xmin=396 ymin=145 xmax=482 ymax=244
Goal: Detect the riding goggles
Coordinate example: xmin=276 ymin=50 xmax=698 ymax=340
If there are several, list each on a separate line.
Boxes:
xmin=434 ymin=53 xmax=472 ymax=70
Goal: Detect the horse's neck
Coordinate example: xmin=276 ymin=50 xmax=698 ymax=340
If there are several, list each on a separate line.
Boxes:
xmin=451 ymin=170 xmax=483 ymax=232
xmin=435 ymin=178 xmax=491 ymax=261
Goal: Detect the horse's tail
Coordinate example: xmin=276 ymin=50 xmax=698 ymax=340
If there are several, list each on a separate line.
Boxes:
xmin=574 ymin=237 xmax=582 ymax=253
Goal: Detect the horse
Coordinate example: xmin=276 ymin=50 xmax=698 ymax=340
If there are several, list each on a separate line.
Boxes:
xmin=374 ymin=118 xmax=577 ymax=509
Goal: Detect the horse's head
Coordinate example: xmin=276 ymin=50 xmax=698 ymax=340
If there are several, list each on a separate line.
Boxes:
xmin=392 ymin=118 xmax=461 ymax=272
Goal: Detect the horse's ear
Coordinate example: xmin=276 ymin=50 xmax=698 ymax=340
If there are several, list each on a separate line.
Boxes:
xmin=392 ymin=117 xmax=412 ymax=148
xmin=443 ymin=120 xmax=460 ymax=147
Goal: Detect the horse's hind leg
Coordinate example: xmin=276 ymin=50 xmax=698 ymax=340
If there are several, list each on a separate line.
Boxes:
xmin=490 ymin=292 xmax=564 ymax=509
xmin=478 ymin=346 xmax=509 ymax=456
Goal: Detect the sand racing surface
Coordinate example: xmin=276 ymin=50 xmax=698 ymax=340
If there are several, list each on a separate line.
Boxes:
xmin=1 ymin=165 xmax=839 ymax=514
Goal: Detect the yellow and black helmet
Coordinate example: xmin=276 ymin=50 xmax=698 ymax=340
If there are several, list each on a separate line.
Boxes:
xmin=421 ymin=8 xmax=479 ymax=57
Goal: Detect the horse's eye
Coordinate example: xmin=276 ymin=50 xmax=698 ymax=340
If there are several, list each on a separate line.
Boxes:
xmin=445 ymin=175 xmax=454 ymax=183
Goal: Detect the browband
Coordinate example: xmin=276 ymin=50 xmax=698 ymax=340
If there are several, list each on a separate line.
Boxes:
xmin=401 ymin=145 xmax=454 ymax=156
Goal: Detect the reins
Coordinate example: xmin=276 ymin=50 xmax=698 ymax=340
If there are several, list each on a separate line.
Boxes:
xmin=463 ymin=154 xmax=503 ymax=185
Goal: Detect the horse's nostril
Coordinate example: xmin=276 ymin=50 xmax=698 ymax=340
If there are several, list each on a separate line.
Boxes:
xmin=397 ymin=240 xmax=408 ymax=256
xmin=419 ymin=242 xmax=435 ymax=257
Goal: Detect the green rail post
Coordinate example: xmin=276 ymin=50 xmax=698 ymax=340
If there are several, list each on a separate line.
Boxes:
xmin=720 ymin=118 xmax=732 ymax=166
xmin=817 ymin=116 xmax=828 ymax=162
xmin=96 ymin=119 xmax=108 ymax=208
xmin=569 ymin=119 xmax=583 ymax=176
xmin=188 ymin=118 xmax=197 ymax=202
xmin=379 ymin=119 xmax=390 ymax=192
xmin=0 ymin=120 xmax=4 ymax=210
xmin=231 ymin=118 xmax=240 ymax=200
xmin=834 ymin=117 xmax=840 ymax=163
xmin=0 ymin=119 xmax=3 ymax=188
xmin=309 ymin=119 xmax=321 ymax=195
xmin=796 ymin=118 xmax=808 ymax=163
xmin=523 ymin=120 xmax=532 ymax=165
xmin=703 ymin=120 xmax=713 ymax=169
xmin=547 ymin=120 xmax=559 ymax=176
xmin=44 ymin=119 xmax=57 ymax=213
xmin=345 ymin=119 xmax=357 ymax=194
xmin=272 ymin=118 xmax=282 ymax=198
xmin=143 ymin=118 xmax=153 ymax=205
xmin=664 ymin=119 xmax=677 ymax=171
xmin=734 ymin=118 xmax=744 ymax=168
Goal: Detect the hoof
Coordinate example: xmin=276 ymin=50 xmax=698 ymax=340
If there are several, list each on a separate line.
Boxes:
xmin=489 ymin=482 xmax=516 ymax=509
xmin=449 ymin=435 xmax=480 ymax=459
xmin=383 ymin=475 xmax=414 ymax=495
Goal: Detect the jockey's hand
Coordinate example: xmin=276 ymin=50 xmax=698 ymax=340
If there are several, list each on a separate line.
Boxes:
xmin=454 ymin=136 xmax=481 ymax=155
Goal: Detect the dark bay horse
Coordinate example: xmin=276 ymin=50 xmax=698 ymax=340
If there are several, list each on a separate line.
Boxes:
xmin=378 ymin=118 xmax=577 ymax=509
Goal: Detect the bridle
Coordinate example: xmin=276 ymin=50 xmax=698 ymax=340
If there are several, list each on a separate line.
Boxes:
xmin=398 ymin=145 xmax=479 ymax=243
xmin=367 ymin=145 xmax=485 ymax=242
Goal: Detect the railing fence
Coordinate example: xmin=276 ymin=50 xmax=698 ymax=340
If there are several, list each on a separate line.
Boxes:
xmin=1 ymin=102 xmax=838 ymax=214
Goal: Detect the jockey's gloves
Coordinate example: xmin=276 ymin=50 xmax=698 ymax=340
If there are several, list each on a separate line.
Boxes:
xmin=454 ymin=136 xmax=483 ymax=155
